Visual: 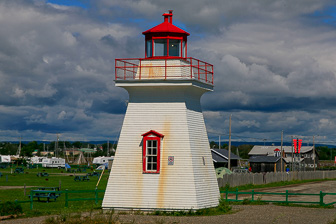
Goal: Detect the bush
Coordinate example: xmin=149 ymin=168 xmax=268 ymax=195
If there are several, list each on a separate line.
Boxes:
xmin=0 ymin=201 xmax=23 ymax=216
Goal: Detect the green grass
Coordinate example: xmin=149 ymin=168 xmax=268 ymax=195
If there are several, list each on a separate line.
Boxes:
xmin=0 ymin=166 xmax=108 ymax=217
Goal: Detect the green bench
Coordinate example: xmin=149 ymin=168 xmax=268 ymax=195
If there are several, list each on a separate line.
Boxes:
xmin=74 ymin=175 xmax=90 ymax=181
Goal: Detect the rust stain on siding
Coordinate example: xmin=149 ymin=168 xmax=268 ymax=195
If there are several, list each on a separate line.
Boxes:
xmin=157 ymin=118 xmax=170 ymax=208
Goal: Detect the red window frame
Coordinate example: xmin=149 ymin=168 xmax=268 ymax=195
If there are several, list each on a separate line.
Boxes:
xmin=142 ymin=130 xmax=164 ymax=174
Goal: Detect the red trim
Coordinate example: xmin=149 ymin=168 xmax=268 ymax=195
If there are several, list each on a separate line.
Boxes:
xmin=142 ymin=130 xmax=164 ymax=174
xmin=115 ymin=57 xmax=214 ymax=85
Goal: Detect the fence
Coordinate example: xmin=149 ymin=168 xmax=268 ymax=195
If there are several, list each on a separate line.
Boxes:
xmin=15 ymin=189 xmax=105 ymax=210
xmin=115 ymin=57 xmax=214 ymax=85
xmin=217 ymin=170 xmax=336 ymax=188
xmin=221 ymin=188 xmax=336 ymax=206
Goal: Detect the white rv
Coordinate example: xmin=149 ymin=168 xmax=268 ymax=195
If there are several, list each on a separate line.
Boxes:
xmin=0 ymin=155 xmax=11 ymax=163
xmin=42 ymin=157 xmax=65 ymax=168
xmin=92 ymin=156 xmax=114 ymax=165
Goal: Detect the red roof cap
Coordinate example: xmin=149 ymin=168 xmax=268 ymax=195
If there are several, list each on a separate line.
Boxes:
xmin=142 ymin=130 xmax=164 ymax=138
xmin=274 ymin=148 xmax=281 ymax=151
xmin=142 ymin=10 xmax=190 ymax=36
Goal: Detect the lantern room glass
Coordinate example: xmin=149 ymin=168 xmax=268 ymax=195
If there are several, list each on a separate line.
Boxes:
xmin=154 ymin=39 xmax=167 ymax=56
xmin=169 ymin=39 xmax=180 ymax=57
xmin=146 ymin=40 xmax=152 ymax=57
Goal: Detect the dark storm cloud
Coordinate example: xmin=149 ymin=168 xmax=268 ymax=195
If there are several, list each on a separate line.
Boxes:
xmin=0 ymin=0 xmax=336 ymax=144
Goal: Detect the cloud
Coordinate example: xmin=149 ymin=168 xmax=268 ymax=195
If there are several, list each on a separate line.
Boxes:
xmin=0 ymin=0 xmax=335 ymax=145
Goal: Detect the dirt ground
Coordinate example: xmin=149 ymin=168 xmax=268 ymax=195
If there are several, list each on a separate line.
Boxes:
xmin=2 ymin=181 xmax=336 ymax=224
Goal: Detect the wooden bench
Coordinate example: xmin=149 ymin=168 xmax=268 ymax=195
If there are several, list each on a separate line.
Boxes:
xmin=29 ymin=187 xmax=61 ymax=202
xmin=74 ymin=175 xmax=90 ymax=181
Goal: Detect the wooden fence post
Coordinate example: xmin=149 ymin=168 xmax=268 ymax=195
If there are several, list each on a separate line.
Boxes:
xmin=252 ymin=189 xmax=254 ymax=202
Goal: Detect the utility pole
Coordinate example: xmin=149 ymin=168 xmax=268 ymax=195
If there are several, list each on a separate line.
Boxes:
xmin=228 ymin=114 xmax=232 ymax=170
xmin=291 ymin=136 xmax=294 ymax=171
xmin=107 ymin=140 xmax=109 ymax=156
xmin=281 ymin=130 xmax=283 ymax=172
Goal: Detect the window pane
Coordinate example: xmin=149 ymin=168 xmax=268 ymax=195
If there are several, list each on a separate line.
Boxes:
xmin=147 ymin=140 xmax=152 ymax=147
xmin=153 ymin=157 xmax=157 ymax=162
xmin=154 ymin=39 xmax=167 ymax=56
xmin=147 ymin=156 xmax=152 ymax=163
xmin=146 ymin=40 xmax=152 ymax=57
xmin=152 ymin=140 xmax=157 ymax=147
xmin=153 ymin=163 xmax=157 ymax=170
xmin=147 ymin=163 xmax=151 ymax=170
xmin=152 ymin=148 xmax=157 ymax=156
xmin=182 ymin=41 xmax=185 ymax=57
xmin=169 ymin=39 xmax=180 ymax=57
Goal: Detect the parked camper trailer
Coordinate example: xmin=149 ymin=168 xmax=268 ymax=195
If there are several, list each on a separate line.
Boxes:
xmin=0 ymin=155 xmax=11 ymax=163
xmin=42 ymin=157 xmax=65 ymax=168
xmin=92 ymin=156 xmax=114 ymax=165
xmin=30 ymin=156 xmax=46 ymax=165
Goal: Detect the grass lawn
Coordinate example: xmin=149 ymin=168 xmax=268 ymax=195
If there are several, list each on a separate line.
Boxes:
xmin=0 ymin=166 xmax=108 ymax=216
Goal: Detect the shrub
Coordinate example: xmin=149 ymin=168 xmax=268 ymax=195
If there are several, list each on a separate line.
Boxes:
xmin=0 ymin=201 xmax=23 ymax=216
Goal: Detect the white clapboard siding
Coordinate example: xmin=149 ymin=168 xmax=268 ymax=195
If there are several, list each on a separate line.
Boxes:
xmin=102 ymin=82 xmax=219 ymax=210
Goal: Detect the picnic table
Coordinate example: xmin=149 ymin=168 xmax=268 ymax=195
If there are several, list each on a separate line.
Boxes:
xmin=74 ymin=175 xmax=90 ymax=181
xmin=29 ymin=187 xmax=61 ymax=203
xmin=87 ymin=172 xmax=100 ymax=177
xmin=36 ymin=172 xmax=49 ymax=177
xmin=14 ymin=167 xmax=24 ymax=174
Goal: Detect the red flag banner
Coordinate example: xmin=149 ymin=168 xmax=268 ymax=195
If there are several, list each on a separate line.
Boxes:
xmin=293 ymin=139 xmax=297 ymax=153
xmin=298 ymin=139 xmax=302 ymax=153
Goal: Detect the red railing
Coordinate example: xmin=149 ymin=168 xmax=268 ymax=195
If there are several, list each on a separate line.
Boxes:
xmin=115 ymin=57 xmax=213 ymax=85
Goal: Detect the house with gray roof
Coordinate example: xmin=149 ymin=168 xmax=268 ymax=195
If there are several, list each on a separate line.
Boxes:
xmin=249 ymin=155 xmax=286 ymax=172
xmin=249 ymin=145 xmax=318 ymax=170
xmin=211 ymin=148 xmax=241 ymax=168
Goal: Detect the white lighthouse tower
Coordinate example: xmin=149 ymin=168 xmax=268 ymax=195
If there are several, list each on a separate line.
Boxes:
xmin=102 ymin=11 xmax=219 ymax=210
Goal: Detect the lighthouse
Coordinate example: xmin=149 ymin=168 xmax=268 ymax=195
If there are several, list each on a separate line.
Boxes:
xmin=102 ymin=11 xmax=219 ymax=210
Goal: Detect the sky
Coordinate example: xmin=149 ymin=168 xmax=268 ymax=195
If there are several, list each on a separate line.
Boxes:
xmin=0 ymin=0 xmax=336 ymax=146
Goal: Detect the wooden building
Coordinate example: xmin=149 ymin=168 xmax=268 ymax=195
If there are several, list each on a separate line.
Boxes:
xmin=102 ymin=11 xmax=219 ymax=210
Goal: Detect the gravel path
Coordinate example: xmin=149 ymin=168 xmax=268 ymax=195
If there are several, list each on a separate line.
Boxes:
xmin=1 ymin=204 xmax=335 ymax=224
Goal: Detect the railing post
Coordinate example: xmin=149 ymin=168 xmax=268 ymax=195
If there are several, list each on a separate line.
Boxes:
xmin=139 ymin=59 xmax=142 ymax=80
xmin=123 ymin=61 xmax=126 ymax=80
xmin=286 ymin=190 xmax=288 ymax=205
xmin=30 ymin=190 xmax=33 ymax=210
xmin=165 ymin=59 xmax=167 ymax=80
xmin=198 ymin=60 xmax=200 ymax=81
xmin=320 ymin=191 xmax=324 ymax=206
xmin=65 ymin=189 xmax=68 ymax=207
xmin=252 ymin=189 xmax=254 ymax=202
xmin=115 ymin=59 xmax=117 ymax=80
xmin=190 ymin=58 xmax=193 ymax=79
xmin=235 ymin=188 xmax=239 ymax=201
xmin=205 ymin=63 xmax=207 ymax=83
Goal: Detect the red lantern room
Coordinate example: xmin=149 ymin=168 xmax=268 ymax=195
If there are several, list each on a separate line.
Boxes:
xmin=142 ymin=10 xmax=190 ymax=58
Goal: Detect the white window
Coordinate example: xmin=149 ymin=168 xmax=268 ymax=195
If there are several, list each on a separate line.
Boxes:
xmin=146 ymin=140 xmax=158 ymax=171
